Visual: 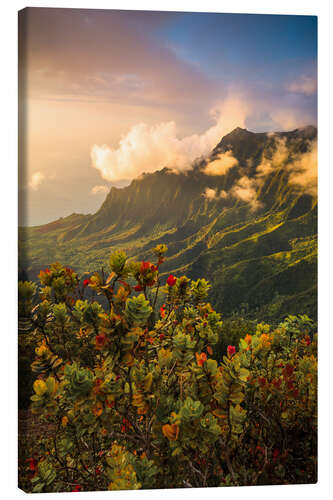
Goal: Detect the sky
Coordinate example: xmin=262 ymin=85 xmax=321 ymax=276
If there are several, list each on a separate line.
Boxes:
xmin=18 ymin=8 xmax=317 ymax=226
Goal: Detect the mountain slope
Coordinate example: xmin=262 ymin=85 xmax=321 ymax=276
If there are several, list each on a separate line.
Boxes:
xmin=19 ymin=126 xmax=317 ymax=322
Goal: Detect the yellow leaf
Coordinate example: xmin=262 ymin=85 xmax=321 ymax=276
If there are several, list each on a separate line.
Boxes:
xmin=123 ymin=352 xmax=135 ymax=367
xmin=33 ymin=379 xmax=47 ymax=396
xmin=143 ymin=373 xmax=153 ymax=392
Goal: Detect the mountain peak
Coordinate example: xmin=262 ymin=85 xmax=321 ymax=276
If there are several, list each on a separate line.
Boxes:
xmin=227 ymin=126 xmax=251 ymax=136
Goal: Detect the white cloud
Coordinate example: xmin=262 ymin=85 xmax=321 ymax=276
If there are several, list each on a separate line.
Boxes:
xmin=204 ymin=151 xmax=238 ymax=176
xmin=202 ymin=187 xmax=229 ymax=201
xmin=29 ymin=171 xmax=45 ymax=191
xmin=256 ymin=137 xmax=290 ymax=178
xmin=203 ymin=187 xmax=218 ymax=200
xmin=230 ymin=175 xmax=262 ymax=211
xmin=91 ymin=95 xmax=250 ymax=182
xmin=288 ymin=141 xmax=317 ymax=196
xmin=91 ymin=185 xmax=109 ymax=195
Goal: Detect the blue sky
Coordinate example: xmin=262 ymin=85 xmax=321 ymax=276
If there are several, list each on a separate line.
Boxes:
xmin=155 ymin=12 xmax=317 ymax=129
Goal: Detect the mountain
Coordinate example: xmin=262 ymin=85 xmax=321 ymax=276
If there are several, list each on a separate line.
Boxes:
xmin=19 ymin=126 xmax=317 ymax=322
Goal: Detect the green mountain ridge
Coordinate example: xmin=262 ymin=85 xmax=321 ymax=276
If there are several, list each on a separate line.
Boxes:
xmin=19 ymin=126 xmax=317 ymax=322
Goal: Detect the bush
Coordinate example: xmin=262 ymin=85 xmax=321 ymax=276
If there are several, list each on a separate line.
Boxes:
xmin=18 ymin=245 xmax=317 ymax=492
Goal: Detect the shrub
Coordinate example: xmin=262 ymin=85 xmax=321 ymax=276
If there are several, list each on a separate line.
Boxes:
xmin=18 ymin=245 xmax=317 ymax=492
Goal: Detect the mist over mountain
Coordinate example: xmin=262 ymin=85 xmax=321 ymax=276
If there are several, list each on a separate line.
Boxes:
xmin=19 ymin=126 xmax=317 ymax=322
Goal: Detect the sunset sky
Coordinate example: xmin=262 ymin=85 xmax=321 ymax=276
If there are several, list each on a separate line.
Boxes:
xmin=19 ymin=8 xmax=317 ymax=226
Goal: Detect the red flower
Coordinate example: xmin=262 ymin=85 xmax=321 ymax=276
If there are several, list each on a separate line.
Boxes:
xmin=72 ymin=484 xmax=82 ymax=492
xmin=166 ymin=275 xmax=177 ymax=287
xmin=140 ymin=261 xmax=151 ymax=272
xmin=26 ymin=458 xmax=37 ymax=472
xmin=95 ymin=334 xmax=107 ymax=350
xmin=134 ymin=284 xmax=143 ymax=292
xmin=83 ymin=278 xmax=91 ymax=287
xmin=95 ymin=467 xmax=101 ymax=476
xmin=147 ymin=337 xmax=155 ymax=344
xmin=159 ymin=333 xmax=165 ymax=340
xmin=160 ymin=304 xmax=166 ymax=318
xmin=227 ymin=345 xmax=236 ymax=357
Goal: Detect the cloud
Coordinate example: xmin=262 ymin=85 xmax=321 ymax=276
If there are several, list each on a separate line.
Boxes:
xmin=256 ymin=135 xmax=317 ymax=197
xmin=230 ymin=176 xmax=262 ymax=211
xmin=29 ymin=171 xmax=45 ymax=191
xmin=288 ymin=141 xmax=317 ymax=196
xmin=256 ymin=137 xmax=290 ymax=178
xmin=202 ymin=187 xmax=229 ymax=201
xmin=287 ymin=76 xmax=317 ymax=96
xmin=203 ymin=187 xmax=218 ymax=200
xmin=91 ymin=95 xmax=249 ymax=182
xmin=204 ymin=151 xmax=238 ymax=176
xmin=268 ymin=108 xmax=314 ymax=131
xmin=91 ymin=185 xmax=109 ymax=195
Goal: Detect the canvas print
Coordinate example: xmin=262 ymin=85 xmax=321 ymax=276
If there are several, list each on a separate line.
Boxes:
xmin=18 ymin=8 xmax=317 ymax=492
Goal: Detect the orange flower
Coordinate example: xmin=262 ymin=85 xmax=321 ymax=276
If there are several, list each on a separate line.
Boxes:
xmin=207 ymin=346 xmax=213 ymax=355
xmin=92 ymin=402 xmax=103 ymax=417
xmin=195 ymin=352 xmax=207 ymax=367
xmin=244 ymin=334 xmax=252 ymax=345
xmin=61 ymin=416 xmax=69 ymax=427
xmin=162 ymin=423 xmax=179 ymax=441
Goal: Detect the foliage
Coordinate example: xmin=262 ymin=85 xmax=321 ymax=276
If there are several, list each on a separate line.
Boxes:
xmin=18 ymin=245 xmax=317 ymax=492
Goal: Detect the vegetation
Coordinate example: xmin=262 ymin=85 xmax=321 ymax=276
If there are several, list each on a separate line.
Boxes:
xmin=18 ymin=244 xmax=317 ymax=492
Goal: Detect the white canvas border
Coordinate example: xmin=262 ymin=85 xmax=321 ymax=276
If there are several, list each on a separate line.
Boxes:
xmin=1 ymin=0 xmax=331 ymax=498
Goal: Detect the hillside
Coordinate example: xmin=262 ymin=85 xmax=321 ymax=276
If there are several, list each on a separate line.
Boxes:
xmin=19 ymin=126 xmax=317 ymax=322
